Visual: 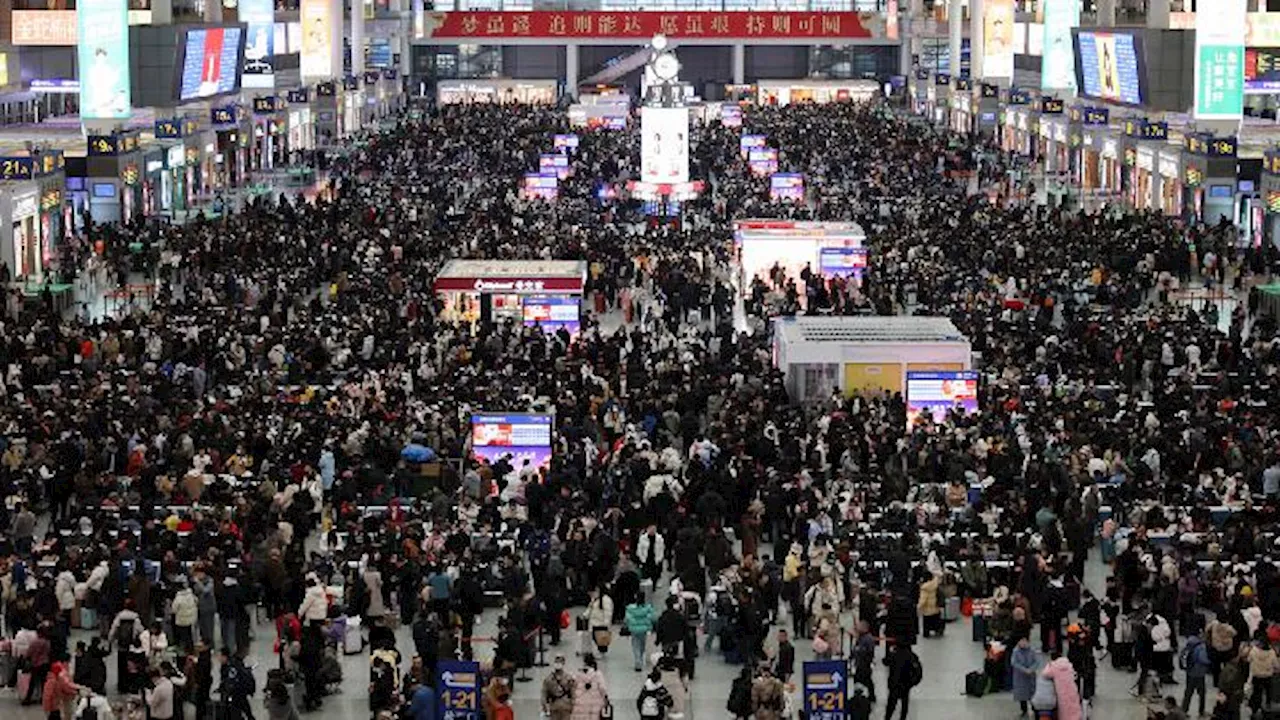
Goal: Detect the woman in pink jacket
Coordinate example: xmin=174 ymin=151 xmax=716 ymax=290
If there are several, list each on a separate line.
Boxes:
xmin=1042 ymin=651 xmax=1082 ymax=720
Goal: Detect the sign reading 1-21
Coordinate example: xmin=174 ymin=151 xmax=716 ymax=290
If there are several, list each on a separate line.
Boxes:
xmin=803 ymin=660 xmax=848 ymax=720
xmin=435 ymin=660 xmax=481 ymax=720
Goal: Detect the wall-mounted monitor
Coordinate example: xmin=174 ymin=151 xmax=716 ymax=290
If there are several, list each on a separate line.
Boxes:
xmin=1072 ymin=30 xmax=1147 ymax=106
xmin=175 ymin=26 xmax=246 ymax=102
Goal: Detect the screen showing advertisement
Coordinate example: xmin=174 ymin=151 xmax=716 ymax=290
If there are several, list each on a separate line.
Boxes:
xmin=748 ymin=148 xmax=778 ymax=176
xmin=300 ymin=0 xmax=336 ymax=79
xmin=471 ymin=413 xmax=553 ymax=469
xmin=553 ymin=134 xmax=579 ymax=151
xmin=1041 ymin=0 xmax=1079 ymax=91
xmin=721 ymin=104 xmax=743 ymax=127
xmin=1246 ymin=48 xmax=1280 ymax=92
xmin=906 ymin=371 xmax=980 ymax=427
xmin=522 ymin=173 xmax=558 ymax=200
xmin=983 ymin=0 xmax=1016 ymax=78
xmin=818 ymin=246 xmax=868 ymax=278
xmin=1195 ymin=0 xmax=1246 ymax=119
xmin=241 ymin=0 xmax=275 ymax=86
xmin=640 ymin=106 xmax=690 ymax=184
xmin=770 ymin=173 xmax=804 ymax=201
xmin=522 ymin=296 xmax=580 ymax=335
xmin=77 ymin=0 xmax=131 ymax=119
xmin=1075 ymin=31 xmax=1144 ymax=105
xmin=740 ymin=134 xmax=767 ymax=158
xmin=178 ymin=28 xmax=244 ymax=101
xmin=538 ymin=153 xmax=570 ymax=179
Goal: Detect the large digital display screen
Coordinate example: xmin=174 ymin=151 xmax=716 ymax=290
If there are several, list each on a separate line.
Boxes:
xmin=721 ymin=104 xmax=743 ymax=127
xmin=1195 ymin=0 xmax=1246 ymax=119
xmin=983 ymin=0 xmax=1016 ymax=78
xmin=471 ymin=413 xmax=553 ymax=470
xmin=301 ymin=0 xmax=336 ymax=79
xmin=77 ymin=0 xmax=131 ymax=119
xmin=1040 ymin=0 xmax=1078 ymax=91
xmin=1074 ymin=31 xmax=1145 ymax=105
xmin=748 ymin=148 xmax=778 ymax=176
xmin=740 ymin=134 xmax=767 ymax=158
xmin=539 ymin=153 xmax=570 ymax=179
xmin=770 ymin=173 xmax=804 ymax=201
xmin=522 ymin=296 xmax=580 ymax=336
xmin=553 ymin=134 xmax=579 ymax=151
xmin=906 ymin=371 xmax=980 ymax=427
xmin=177 ymin=27 xmax=244 ymax=101
xmin=241 ymin=0 xmax=275 ymax=87
xmin=523 ymin=173 xmax=558 ymax=200
xmin=640 ymin=106 xmax=690 ymax=184
xmin=818 ymin=247 xmax=868 ymax=278
xmin=1245 ymin=48 xmax=1280 ymax=93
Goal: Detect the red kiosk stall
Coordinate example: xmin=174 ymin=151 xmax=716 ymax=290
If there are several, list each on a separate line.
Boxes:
xmin=433 ymin=259 xmax=588 ymax=334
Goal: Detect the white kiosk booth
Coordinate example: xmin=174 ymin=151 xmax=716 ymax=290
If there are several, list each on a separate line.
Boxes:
xmin=773 ymin=316 xmax=972 ymax=403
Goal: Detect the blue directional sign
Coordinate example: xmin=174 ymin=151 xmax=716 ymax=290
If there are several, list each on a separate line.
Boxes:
xmin=803 ymin=660 xmax=848 ymax=719
xmin=436 ymin=660 xmax=481 ymax=720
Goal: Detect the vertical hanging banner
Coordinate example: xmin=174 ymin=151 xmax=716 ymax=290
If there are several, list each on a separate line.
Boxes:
xmin=1195 ymin=0 xmax=1246 ymax=120
xmin=982 ymin=0 xmax=1016 ymax=79
xmin=77 ymin=0 xmax=131 ymax=120
xmin=301 ymin=0 xmax=336 ymax=80
xmin=1040 ymin=0 xmax=1079 ymax=92
xmin=241 ymin=0 xmax=276 ymax=87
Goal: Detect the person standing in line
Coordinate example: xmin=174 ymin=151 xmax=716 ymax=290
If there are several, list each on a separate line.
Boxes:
xmin=540 ymin=655 xmax=576 ymax=720
xmin=1180 ymin=628 xmax=1212 ymax=716
xmin=884 ymin=642 xmax=922 ymax=720
xmin=1011 ymin=636 xmax=1040 ymax=718
xmin=625 ymin=594 xmax=657 ymax=672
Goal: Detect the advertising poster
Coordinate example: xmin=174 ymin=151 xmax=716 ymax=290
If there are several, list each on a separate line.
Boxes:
xmin=721 ymin=104 xmax=743 ymax=128
xmin=77 ymin=0 xmax=131 ymax=120
xmin=770 ymin=173 xmax=804 ymax=201
xmin=906 ymin=371 xmax=980 ymax=427
xmin=178 ymin=28 xmax=243 ymax=101
xmin=522 ymin=296 xmax=580 ymax=335
xmin=748 ymin=148 xmax=778 ymax=176
xmin=538 ymin=153 xmax=570 ymax=179
xmin=640 ymin=107 xmax=690 ymax=184
xmin=1040 ymin=0 xmax=1079 ymax=92
xmin=982 ymin=0 xmax=1015 ymax=79
xmin=1076 ymin=32 xmax=1144 ymax=105
xmin=553 ymin=134 xmax=579 ymax=151
xmin=739 ymin=134 xmax=767 ymax=158
xmin=1195 ymin=0 xmax=1246 ymax=120
xmin=470 ymin=413 xmax=554 ymax=469
xmin=241 ymin=0 xmax=275 ymax=87
xmin=818 ymin=247 xmax=868 ymax=278
xmin=301 ymin=0 xmax=336 ymax=79
xmin=803 ymin=660 xmax=848 ymax=720
xmin=522 ymin=173 xmax=558 ymax=200
xmin=435 ymin=660 xmax=481 ymax=720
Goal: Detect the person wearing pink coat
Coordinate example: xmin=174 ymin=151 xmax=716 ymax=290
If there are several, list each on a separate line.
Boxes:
xmin=1043 ymin=653 xmax=1083 ymax=720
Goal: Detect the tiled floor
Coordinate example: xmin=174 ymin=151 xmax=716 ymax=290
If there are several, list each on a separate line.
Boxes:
xmin=0 ymin=549 xmax=1184 ymax=720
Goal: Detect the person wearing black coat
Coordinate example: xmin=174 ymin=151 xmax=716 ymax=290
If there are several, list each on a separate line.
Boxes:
xmin=73 ymin=639 xmax=109 ymax=695
xmin=773 ymin=629 xmax=795 ymax=683
xmin=654 ymin=599 xmax=686 ymax=650
xmin=883 ymin=594 xmax=918 ymax=648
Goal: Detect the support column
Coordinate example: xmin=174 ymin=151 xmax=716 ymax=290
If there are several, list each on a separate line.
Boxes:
xmin=948 ymin=0 xmax=963 ymax=76
xmin=203 ymin=0 xmax=222 ymax=23
xmin=1147 ymin=0 xmax=1171 ymax=28
xmin=969 ymin=0 xmax=983 ymax=79
xmin=898 ymin=0 xmax=911 ymax=75
xmin=150 ymin=0 xmax=172 ymax=25
xmin=1097 ymin=0 xmax=1116 ymax=26
xmin=732 ymin=44 xmax=746 ymax=84
xmin=565 ymin=44 xmax=578 ymax=99
xmin=351 ymin=0 xmax=366 ymax=77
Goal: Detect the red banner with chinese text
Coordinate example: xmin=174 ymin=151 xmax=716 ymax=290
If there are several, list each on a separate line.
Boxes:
xmin=419 ymin=11 xmax=883 ymax=40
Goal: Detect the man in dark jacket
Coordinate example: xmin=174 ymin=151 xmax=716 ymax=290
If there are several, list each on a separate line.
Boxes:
xmin=884 ymin=643 xmax=922 ymax=720
xmin=654 ymin=597 xmax=686 ymax=650
xmin=73 ymin=639 xmax=109 ymax=695
xmin=773 ymin=628 xmax=795 ymax=683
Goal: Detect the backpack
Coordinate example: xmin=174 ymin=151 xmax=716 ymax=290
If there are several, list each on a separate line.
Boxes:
xmin=683 ymin=596 xmax=701 ymax=625
xmin=715 ymin=591 xmax=735 ymax=619
xmin=727 ymin=678 xmax=752 ymax=715
xmin=229 ymin=664 xmax=256 ymax=697
xmin=639 ymin=689 xmax=662 ymax=718
xmin=907 ymin=654 xmax=923 ymax=688
xmin=114 ymin=617 xmax=136 ymax=648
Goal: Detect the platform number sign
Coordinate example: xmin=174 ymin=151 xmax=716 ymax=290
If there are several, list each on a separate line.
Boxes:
xmin=803 ymin=660 xmax=847 ymax=719
xmin=436 ymin=660 xmax=480 ymax=719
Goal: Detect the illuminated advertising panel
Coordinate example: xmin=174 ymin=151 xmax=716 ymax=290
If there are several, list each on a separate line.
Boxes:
xmin=1040 ymin=0 xmax=1078 ymax=91
xmin=77 ymin=0 xmax=131 ymax=119
xmin=906 ymin=371 xmax=979 ymax=427
xmin=471 ymin=413 xmax=553 ymax=469
xmin=1195 ymin=0 xmax=1247 ymax=120
xmin=241 ymin=0 xmax=276 ymax=87
xmin=301 ymin=0 xmax=336 ymax=79
xmin=983 ymin=0 xmax=1015 ymax=78
xmin=640 ymin=106 xmax=689 ymax=184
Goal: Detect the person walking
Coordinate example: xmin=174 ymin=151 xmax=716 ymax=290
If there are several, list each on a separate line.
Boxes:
xmin=1011 ymin=636 xmax=1040 ymax=717
xmin=540 ymin=655 xmax=576 ymax=720
xmin=637 ymin=669 xmax=674 ymax=720
xmin=625 ymin=595 xmax=656 ymax=672
xmin=569 ymin=654 xmax=609 ymax=720
xmin=1247 ymin=637 xmax=1279 ymax=715
xmin=884 ymin=642 xmax=922 ymax=720
xmin=218 ymin=647 xmax=256 ymax=720
xmin=751 ymin=666 xmax=785 ymax=720
xmin=1181 ymin=629 xmax=1212 ymax=717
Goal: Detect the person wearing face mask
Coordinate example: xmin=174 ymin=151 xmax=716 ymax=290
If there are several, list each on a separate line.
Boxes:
xmin=540 ymin=655 xmax=576 ymax=720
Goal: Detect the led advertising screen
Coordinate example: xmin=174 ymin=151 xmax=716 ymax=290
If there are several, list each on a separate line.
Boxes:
xmin=522 ymin=296 xmax=580 ymax=335
xmin=721 ymin=104 xmax=743 ymax=127
xmin=818 ymin=247 xmax=868 ymax=278
xmin=770 ymin=173 xmax=804 ymax=201
xmin=77 ymin=0 xmax=131 ymax=119
xmin=1195 ymin=0 xmax=1247 ymax=119
xmin=906 ymin=371 xmax=980 ymax=427
xmin=538 ymin=153 xmax=570 ymax=179
xmin=522 ymin=173 xmax=558 ymax=200
xmin=740 ymin=134 xmax=767 ymax=158
xmin=241 ymin=0 xmax=275 ymax=87
xmin=983 ymin=0 xmax=1016 ymax=78
xmin=748 ymin=148 xmax=779 ymax=176
xmin=640 ymin=106 xmax=690 ymax=184
xmin=1074 ymin=31 xmax=1145 ymax=105
xmin=471 ymin=413 xmax=553 ymax=470
xmin=1246 ymin=48 xmax=1280 ymax=93
xmin=177 ymin=27 xmax=244 ymax=102
xmin=553 ymin=134 xmax=579 ymax=151
xmin=301 ymin=0 xmax=336 ymax=79
xmin=1041 ymin=0 xmax=1079 ymax=91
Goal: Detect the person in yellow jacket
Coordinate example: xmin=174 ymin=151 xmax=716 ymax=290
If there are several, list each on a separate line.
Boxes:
xmin=919 ymin=574 xmax=944 ymax=639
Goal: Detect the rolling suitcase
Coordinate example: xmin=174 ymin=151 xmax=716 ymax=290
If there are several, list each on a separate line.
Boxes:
xmin=1111 ymin=642 xmax=1134 ymax=670
xmin=80 ymin=606 xmax=97 ymax=630
xmin=344 ymin=616 xmax=363 ymax=655
xmin=972 ymin=614 xmax=987 ymax=642
xmin=964 ymin=671 xmax=988 ymax=697
xmin=943 ymin=596 xmax=961 ymax=622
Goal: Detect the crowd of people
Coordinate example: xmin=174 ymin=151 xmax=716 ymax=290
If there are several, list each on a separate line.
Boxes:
xmin=0 ymin=89 xmax=1276 ymax=720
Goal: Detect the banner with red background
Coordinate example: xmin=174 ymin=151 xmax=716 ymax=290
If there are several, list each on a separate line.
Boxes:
xmin=418 ymin=11 xmax=884 ymax=40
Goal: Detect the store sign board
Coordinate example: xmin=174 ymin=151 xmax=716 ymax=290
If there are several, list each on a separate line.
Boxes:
xmin=433 ymin=276 xmax=585 ymax=293
xmin=1195 ymin=0 xmax=1246 ymax=120
xmin=11 ymin=10 xmax=77 ymax=45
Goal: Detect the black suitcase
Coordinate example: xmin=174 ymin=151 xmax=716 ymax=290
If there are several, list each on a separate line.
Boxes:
xmin=965 ymin=670 xmax=987 ymax=697
xmin=972 ymin=615 xmax=987 ymax=643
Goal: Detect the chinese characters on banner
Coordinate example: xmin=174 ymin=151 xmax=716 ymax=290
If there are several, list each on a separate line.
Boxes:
xmin=418 ymin=11 xmax=879 ymax=39
xmin=11 ymin=10 xmax=77 ymax=46
xmin=1194 ymin=0 xmax=1246 ymax=120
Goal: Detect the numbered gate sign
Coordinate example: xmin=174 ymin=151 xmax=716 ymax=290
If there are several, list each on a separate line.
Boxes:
xmin=803 ymin=659 xmax=848 ymax=720
xmin=436 ymin=660 xmax=481 ymax=719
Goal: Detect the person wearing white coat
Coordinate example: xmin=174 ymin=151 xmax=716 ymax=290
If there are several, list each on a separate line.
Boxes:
xmin=1149 ymin=613 xmax=1175 ymax=683
xmin=636 ymin=527 xmax=666 ymax=586
xmin=55 ymin=569 xmax=76 ymax=618
xmin=298 ymin=575 xmax=330 ymax=625
xmin=171 ymin=586 xmax=198 ymax=653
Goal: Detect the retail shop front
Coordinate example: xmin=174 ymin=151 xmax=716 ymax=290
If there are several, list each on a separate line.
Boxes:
xmin=1157 ymin=148 xmax=1184 ymax=219
xmin=1182 ymin=133 xmax=1240 ymax=225
xmin=152 ymin=117 xmax=200 ymax=217
xmin=209 ymin=105 xmax=250 ymax=194
xmin=432 ymin=259 xmax=588 ymax=333
xmin=85 ymin=131 xmax=144 ymax=224
xmin=1263 ymin=150 xmax=1280 ymax=248
xmin=1073 ymin=106 xmax=1115 ymax=197
xmin=0 ymin=149 xmax=66 ymax=280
